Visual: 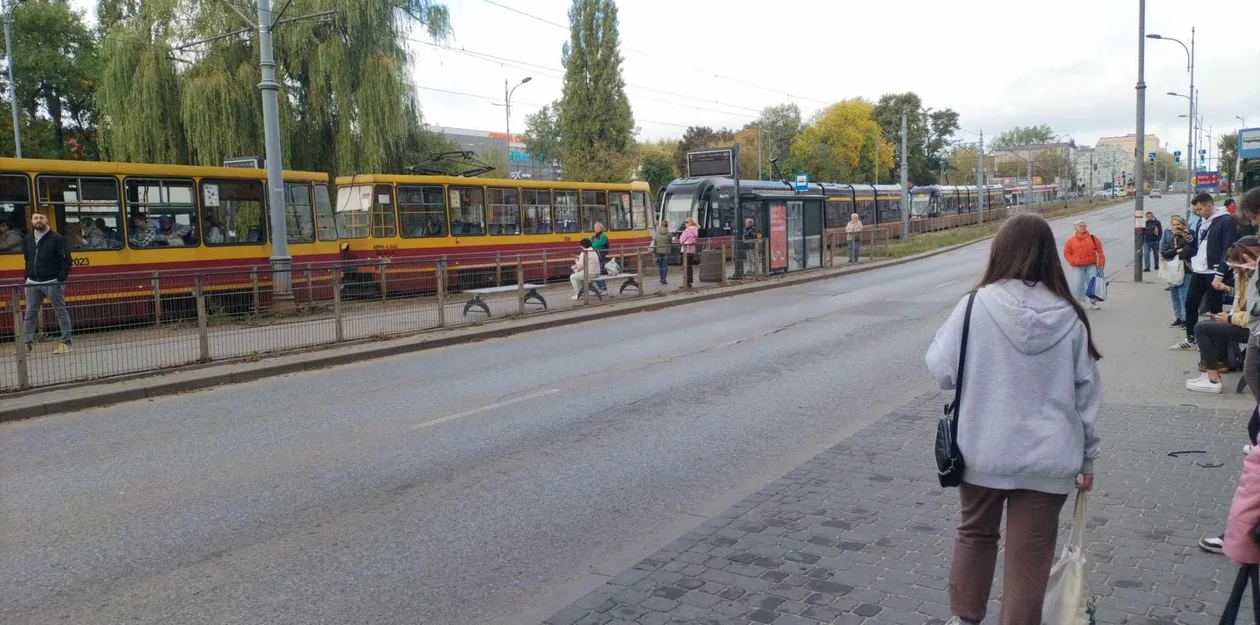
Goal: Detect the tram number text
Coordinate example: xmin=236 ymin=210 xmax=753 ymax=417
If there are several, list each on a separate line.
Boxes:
xmin=71 ymin=258 xmax=90 ymax=267
xmin=372 ymin=245 xmax=398 ymax=250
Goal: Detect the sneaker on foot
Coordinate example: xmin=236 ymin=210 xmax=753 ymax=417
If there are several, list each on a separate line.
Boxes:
xmin=1088 ymin=301 xmax=1101 ymax=310
xmin=1170 ymin=319 xmax=1184 ymax=327
xmin=54 ymin=342 xmax=71 ymax=354
xmin=1187 ymin=375 xmax=1223 ymax=393
xmin=1198 ymin=535 xmax=1224 ymax=554
xmin=1169 ymin=340 xmax=1195 ymax=350
xmin=571 ymin=294 xmax=581 ymax=300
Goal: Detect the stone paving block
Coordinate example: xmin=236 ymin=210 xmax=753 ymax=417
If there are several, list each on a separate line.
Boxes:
xmin=541 ymin=395 xmax=1248 ymax=625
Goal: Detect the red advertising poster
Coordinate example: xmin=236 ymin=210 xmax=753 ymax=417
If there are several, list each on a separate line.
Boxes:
xmin=770 ymin=203 xmax=788 ymax=272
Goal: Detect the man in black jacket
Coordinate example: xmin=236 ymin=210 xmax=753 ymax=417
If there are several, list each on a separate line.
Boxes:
xmin=1177 ymin=193 xmax=1236 ymax=348
xmin=21 ymin=211 xmax=73 ymax=353
xmin=1142 ymin=211 xmax=1162 ymax=271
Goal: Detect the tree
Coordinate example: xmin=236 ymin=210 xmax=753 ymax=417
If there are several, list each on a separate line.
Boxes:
xmin=871 ymin=93 xmax=959 ymax=185
xmin=636 ymin=140 xmax=676 ymax=200
xmin=96 ymin=0 xmax=453 ymax=175
xmin=1220 ymin=133 xmax=1238 ymax=182
xmin=990 ymin=125 xmax=1057 ymax=149
xmin=558 ymin=0 xmax=634 ymax=182
xmin=790 ymin=99 xmax=894 ymax=184
xmin=523 ymin=101 xmax=562 ymax=164
xmin=944 ymin=144 xmax=982 ymax=185
xmin=672 ymin=125 xmax=734 ymax=175
xmin=476 ymin=148 xmax=509 ymax=178
xmin=749 ymin=103 xmax=801 ymax=178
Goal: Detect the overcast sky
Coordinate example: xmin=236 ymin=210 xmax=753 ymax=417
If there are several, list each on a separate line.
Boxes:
xmin=73 ymin=0 xmax=1260 ymax=161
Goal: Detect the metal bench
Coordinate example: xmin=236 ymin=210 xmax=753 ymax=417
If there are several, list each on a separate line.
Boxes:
xmin=462 ymin=284 xmax=547 ymax=316
xmin=576 ymin=273 xmax=641 ymax=300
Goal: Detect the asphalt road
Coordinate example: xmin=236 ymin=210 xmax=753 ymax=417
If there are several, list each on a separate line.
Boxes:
xmin=0 ymin=196 xmax=1176 ymax=625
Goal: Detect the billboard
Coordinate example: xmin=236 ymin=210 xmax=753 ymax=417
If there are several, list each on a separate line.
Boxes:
xmin=769 ymin=203 xmax=788 ymax=273
xmin=1241 ymin=128 xmax=1260 ymax=160
xmin=1195 ymin=171 xmax=1221 ymax=190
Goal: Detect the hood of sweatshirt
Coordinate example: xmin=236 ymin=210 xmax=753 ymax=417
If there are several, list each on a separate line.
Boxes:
xmin=976 ymin=280 xmax=1081 ymax=355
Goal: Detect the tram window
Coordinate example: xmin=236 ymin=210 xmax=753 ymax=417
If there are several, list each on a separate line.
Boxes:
xmin=398 ymin=185 xmax=446 ymax=237
xmin=609 ymin=192 xmax=631 ymax=230
xmin=314 ymin=185 xmax=337 ymax=241
xmin=0 ymin=174 xmax=31 ymax=253
xmin=334 ymin=185 xmax=370 ymax=238
xmin=582 ymin=190 xmax=607 ymax=231
xmin=37 ymin=176 xmax=123 ymax=251
xmin=124 ymin=178 xmax=197 ymax=249
xmin=522 ymin=189 xmax=551 ymax=234
xmin=371 ymin=184 xmax=396 ymax=238
xmin=488 ymin=188 xmax=520 ymax=235
xmin=283 ymin=183 xmax=315 ymax=243
xmin=449 ymin=186 xmax=485 ymax=235
xmin=201 ymin=179 xmax=265 ymax=245
xmin=855 ymin=197 xmax=876 ymax=225
xmin=554 ymin=190 xmax=579 ymax=233
xmin=631 ymin=191 xmax=648 ymax=229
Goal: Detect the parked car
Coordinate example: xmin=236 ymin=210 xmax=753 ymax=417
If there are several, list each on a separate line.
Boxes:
xmin=1150 ymin=188 xmax=1162 ymax=198
xmin=1093 ymin=189 xmax=1111 ymax=198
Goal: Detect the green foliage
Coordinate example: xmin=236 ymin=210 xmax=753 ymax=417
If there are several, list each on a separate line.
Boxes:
xmin=558 ymin=0 xmax=635 ymax=182
xmin=476 ymin=148 xmax=509 ymax=178
xmin=523 ymin=101 xmax=562 ymax=164
xmin=790 ymin=99 xmax=894 ymax=184
xmin=1220 ymin=133 xmax=1238 ymax=182
xmin=636 ymin=141 xmax=676 ymax=200
xmin=871 ymin=92 xmax=959 ymax=186
xmin=990 ymin=125 xmax=1057 ymax=150
xmin=95 ymin=0 xmax=452 ymax=176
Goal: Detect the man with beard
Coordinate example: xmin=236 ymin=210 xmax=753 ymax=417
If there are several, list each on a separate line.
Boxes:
xmin=21 ymin=211 xmax=74 ymax=353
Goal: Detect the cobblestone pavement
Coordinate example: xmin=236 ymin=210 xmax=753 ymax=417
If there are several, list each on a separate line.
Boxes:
xmin=544 ymin=393 xmax=1248 ymax=625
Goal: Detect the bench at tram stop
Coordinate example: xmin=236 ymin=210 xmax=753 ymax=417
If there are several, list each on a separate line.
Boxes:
xmin=575 ymin=272 xmax=641 ymax=301
xmin=462 ymin=284 xmax=548 ymax=316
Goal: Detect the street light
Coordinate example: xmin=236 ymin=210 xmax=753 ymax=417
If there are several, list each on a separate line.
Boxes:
xmin=503 ymin=76 xmax=532 ymax=176
xmin=1149 ymin=29 xmax=1195 ymax=212
xmin=1237 ymin=116 xmax=1247 ymax=193
xmin=2 ymin=0 xmax=23 ymax=157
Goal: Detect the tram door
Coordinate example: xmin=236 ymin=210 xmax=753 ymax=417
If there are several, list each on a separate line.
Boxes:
xmin=804 ymin=199 xmax=822 ymax=268
xmin=787 ymin=201 xmax=804 ymax=270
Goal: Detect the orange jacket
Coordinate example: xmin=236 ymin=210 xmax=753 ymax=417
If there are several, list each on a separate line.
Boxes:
xmin=1064 ymin=232 xmax=1105 ymax=268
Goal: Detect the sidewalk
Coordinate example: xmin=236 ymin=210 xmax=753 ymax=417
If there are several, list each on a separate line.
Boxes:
xmin=541 ymin=262 xmax=1253 ymax=624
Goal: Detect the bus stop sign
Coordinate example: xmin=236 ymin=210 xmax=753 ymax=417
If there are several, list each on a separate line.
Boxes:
xmin=794 ymin=173 xmax=809 ymax=192
xmin=687 ymin=149 xmax=734 ymax=178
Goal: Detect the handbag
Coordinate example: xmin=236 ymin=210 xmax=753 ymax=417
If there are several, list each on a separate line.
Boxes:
xmin=1086 ymin=269 xmax=1107 ymax=302
xmin=936 ymin=291 xmax=976 ymax=488
xmin=1042 ymin=492 xmax=1096 ymax=624
xmin=1158 ymin=258 xmax=1185 ymax=286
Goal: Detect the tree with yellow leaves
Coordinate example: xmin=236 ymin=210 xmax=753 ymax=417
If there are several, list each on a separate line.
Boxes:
xmin=790 ymin=99 xmax=895 ymax=184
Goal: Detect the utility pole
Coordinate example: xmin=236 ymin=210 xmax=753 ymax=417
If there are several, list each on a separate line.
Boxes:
xmin=503 ymin=76 xmax=532 ymax=177
xmin=253 ymin=0 xmax=293 ymax=302
xmin=3 ymin=0 xmax=20 ymax=157
xmin=1134 ymin=0 xmax=1146 ymax=284
xmin=1026 ymin=147 xmax=1033 ymax=212
xmin=899 ymin=111 xmax=909 ymax=240
xmin=977 ymin=130 xmax=986 ymax=223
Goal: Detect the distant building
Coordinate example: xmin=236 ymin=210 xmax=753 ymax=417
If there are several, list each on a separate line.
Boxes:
xmin=430 ymin=126 xmax=560 ymax=181
xmin=1096 ymin=133 xmax=1166 ymax=158
xmin=1074 ymin=145 xmax=1130 ymax=191
xmin=990 ymin=141 xmax=1077 ymax=188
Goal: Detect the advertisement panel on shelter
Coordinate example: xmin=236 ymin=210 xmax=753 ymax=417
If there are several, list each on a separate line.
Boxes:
xmin=769 ymin=203 xmax=788 ymax=273
xmin=1241 ymin=128 xmax=1260 ymax=160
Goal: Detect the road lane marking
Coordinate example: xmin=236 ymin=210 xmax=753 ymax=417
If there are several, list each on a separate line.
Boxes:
xmin=934 ymin=280 xmax=958 ymax=289
xmin=409 ymin=388 xmax=561 ymax=430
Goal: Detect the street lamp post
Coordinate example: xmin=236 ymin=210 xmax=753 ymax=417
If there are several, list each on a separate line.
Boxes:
xmin=1238 ymin=116 xmax=1247 ymax=193
xmin=503 ymin=76 xmax=532 ymax=176
xmin=3 ymin=0 xmax=21 ymax=157
xmin=1148 ymin=28 xmax=1194 ymax=213
xmin=1134 ymin=0 xmax=1146 ymax=284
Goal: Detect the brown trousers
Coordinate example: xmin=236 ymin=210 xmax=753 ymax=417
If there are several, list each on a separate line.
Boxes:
xmin=948 ymin=483 xmax=1068 ymax=625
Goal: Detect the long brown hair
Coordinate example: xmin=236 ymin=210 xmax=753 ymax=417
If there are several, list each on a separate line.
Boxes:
xmin=975 ymin=213 xmax=1101 ymax=360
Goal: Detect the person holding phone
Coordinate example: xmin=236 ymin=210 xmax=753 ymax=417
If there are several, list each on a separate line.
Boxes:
xmin=1186 ymin=236 xmax=1260 ymax=393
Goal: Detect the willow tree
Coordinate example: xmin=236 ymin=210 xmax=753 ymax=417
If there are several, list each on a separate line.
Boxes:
xmin=96 ymin=0 xmax=451 ymax=175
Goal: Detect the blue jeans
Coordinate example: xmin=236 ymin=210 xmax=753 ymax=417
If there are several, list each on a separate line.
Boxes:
xmin=1070 ymin=265 xmax=1096 ymax=303
xmin=655 ymin=254 xmax=669 ymax=283
xmin=594 ymin=250 xmax=607 ymax=291
xmin=1143 ymin=240 xmax=1160 ymax=270
xmin=848 ymin=238 xmax=861 ymax=262
xmin=1169 ymin=269 xmax=1191 ymax=321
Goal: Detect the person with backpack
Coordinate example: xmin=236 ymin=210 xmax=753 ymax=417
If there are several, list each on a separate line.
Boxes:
xmin=927 ymin=213 xmax=1101 ymax=625
xmin=1063 ymin=220 xmax=1105 ymax=310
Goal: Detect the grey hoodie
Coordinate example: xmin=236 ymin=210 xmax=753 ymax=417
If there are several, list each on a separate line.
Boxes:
xmin=927 ymin=280 xmax=1102 ymax=495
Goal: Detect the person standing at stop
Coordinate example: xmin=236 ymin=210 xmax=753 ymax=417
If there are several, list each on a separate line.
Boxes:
xmin=21 ymin=211 xmax=74 ymax=353
xmin=590 ymin=222 xmax=609 ymax=294
xmin=1174 ymin=193 xmax=1235 ymax=350
xmin=678 ymin=218 xmax=699 ymax=288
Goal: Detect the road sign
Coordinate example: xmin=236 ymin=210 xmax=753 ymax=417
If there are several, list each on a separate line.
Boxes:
xmin=794 ymin=173 xmax=809 ymax=192
xmin=686 ymin=149 xmax=734 ymax=178
xmin=1174 ymin=150 xmax=1181 ymax=156
xmin=223 ymin=156 xmax=263 ymax=168
xmin=1241 ymin=128 xmax=1260 ymax=160
xmin=1149 ymin=152 xmax=1157 ymax=159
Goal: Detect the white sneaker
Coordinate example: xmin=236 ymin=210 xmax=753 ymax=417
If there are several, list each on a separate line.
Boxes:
xmin=1169 ymin=340 xmax=1195 ymax=350
xmin=571 ymin=295 xmax=581 ymax=300
xmin=1186 ymin=375 xmax=1223 ymax=393
xmin=1088 ymin=301 xmax=1100 ymax=310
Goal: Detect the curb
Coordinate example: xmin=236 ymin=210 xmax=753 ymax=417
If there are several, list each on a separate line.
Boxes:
xmin=0 ymin=201 xmax=1120 ymax=421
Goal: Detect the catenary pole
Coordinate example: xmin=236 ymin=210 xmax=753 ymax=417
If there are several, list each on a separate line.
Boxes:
xmin=1134 ymin=0 xmax=1146 ymax=283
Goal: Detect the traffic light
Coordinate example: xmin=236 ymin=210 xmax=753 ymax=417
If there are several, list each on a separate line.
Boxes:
xmin=1175 ymin=154 xmax=1181 ymax=165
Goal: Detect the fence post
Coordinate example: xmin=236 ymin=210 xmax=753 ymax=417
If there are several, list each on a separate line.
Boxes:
xmin=682 ymin=250 xmax=690 ymax=289
xmin=495 ymin=252 xmax=502 ymax=287
xmin=436 ymin=260 xmax=447 ymax=327
xmin=12 ymin=288 xmax=28 ymax=389
xmin=195 ymin=275 xmax=210 ymax=363
xmin=516 ymin=255 xmax=525 ymax=316
xmin=251 ymin=269 xmax=260 ymax=317
xmin=305 ymin=263 xmax=313 ymax=305
xmin=720 ymin=242 xmax=728 ymax=285
xmin=332 ymin=268 xmax=344 ymax=343
xmin=151 ymin=271 xmax=162 ymax=326
xmin=379 ymin=259 xmax=388 ymax=302
xmin=636 ymin=247 xmax=645 ymax=297
xmin=542 ymin=249 xmax=549 ymax=283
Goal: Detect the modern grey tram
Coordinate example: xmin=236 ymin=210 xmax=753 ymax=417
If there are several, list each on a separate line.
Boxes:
xmin=907 ymin=185 xmax=1005 ymax=218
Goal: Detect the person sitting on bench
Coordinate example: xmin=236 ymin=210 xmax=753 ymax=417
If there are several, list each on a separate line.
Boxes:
xmin=1187 ymin=237 xmax=1260 ymax=394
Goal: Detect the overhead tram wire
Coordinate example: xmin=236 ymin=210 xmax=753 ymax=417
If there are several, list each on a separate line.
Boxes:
xmin=412 ymin=84 xmax=692 ymax=129
xmin=479 ymin=0 xmax=831 ymax=106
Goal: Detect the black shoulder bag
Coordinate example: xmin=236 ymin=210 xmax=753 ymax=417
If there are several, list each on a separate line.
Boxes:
xmin=936 ymin=291 xmax=976 ymax=488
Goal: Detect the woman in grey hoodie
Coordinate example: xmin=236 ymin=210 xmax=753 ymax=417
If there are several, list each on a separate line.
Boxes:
xmin=926 ymin=213 xmax=1102 ymax=625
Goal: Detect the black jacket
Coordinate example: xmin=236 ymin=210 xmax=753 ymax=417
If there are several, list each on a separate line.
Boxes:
xmin=1143 ymin=219 xmax=1162 ymax=243
xmin=1194 ymin=212 xmax=1236 ymax=278
xmin=22 ymin=230 xmax=72 ymax=283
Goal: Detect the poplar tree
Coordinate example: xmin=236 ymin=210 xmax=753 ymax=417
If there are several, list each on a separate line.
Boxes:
xmin=557 ymin=0 xmax=634 ymax=182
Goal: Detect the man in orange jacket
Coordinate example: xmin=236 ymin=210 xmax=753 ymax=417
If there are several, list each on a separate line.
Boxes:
xmin=1064 ymin=220 xmax=1105 ymax=309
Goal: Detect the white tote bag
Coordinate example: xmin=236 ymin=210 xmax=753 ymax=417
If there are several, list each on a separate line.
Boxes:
xmin=1158 ymin=258 xmax=1185 ymax=286
xmin=1042 ymin=492 xmax=1096 ymax=625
